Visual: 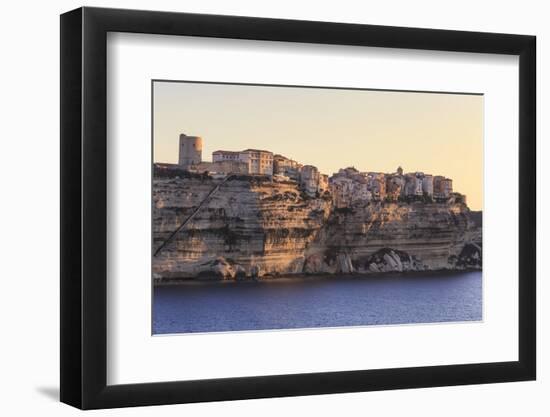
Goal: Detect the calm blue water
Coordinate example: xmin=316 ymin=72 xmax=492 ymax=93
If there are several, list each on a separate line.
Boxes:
xmin=153 ymin=271 xmax=482 ymax=334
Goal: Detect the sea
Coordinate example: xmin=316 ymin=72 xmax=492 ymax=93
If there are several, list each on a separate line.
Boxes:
xmin=152 ymin=270 xmax=482 ymax=335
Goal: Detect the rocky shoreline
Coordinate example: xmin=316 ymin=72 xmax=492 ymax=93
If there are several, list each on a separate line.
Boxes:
xmin=153 ymin=267 xmax=482 ymax=285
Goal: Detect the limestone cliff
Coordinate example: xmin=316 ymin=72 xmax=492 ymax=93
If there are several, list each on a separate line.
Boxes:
xmin=153 ymin=175 xmax=481 ymax=281
xmin=304 ymin=203 xmax=481 ymax=274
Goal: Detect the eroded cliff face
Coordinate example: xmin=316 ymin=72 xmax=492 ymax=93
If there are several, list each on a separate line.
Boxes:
xmin=153 ymin=176 xmax=481 ymax=280
xmin=304 ymin=203 xmax=481 ymax=274
xmin=153 ymin=176 xmax=332 ymax=279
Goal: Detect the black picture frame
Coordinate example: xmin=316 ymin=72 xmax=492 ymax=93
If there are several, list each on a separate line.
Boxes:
xmin=60 ymin=6 xmax=536 ymax=410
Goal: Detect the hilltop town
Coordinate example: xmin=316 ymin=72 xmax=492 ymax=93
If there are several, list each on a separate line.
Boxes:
xmin=152 ymin=133 xmax=481 ymax=281
xmin=155 ymin=133 xmax=467 ymax=207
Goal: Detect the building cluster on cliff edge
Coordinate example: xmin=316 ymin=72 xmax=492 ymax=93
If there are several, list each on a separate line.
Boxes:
xmin=171 ymin=133 xmax=328 ymax=197
xmin=157 ymin=133 xmax=465 ymax=204
xmin=331 ymin=166 xmax=464 ymax=206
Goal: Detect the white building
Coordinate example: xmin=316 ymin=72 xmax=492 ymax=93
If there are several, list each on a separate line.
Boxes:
xmin=414 ymin=176 xmax=423 ymax=196
xmin=367 ymin=172 xmax=387 ymax=200
xmin=212 ymin=150 xmax=240 ymax=162
xmin=212 ymin=149 xmax=274 ymax=175
xmin=403 ymin=173 xmax=431 ymax=197
xmin=300 ymin=165 xmax=322 ymax=196
xmin=422 ymin=174 xmax=434 ymax=196
xmin=330 ymin=176 xmax=355 ymax=207
xmin=330 ymin=169 xmax=373 ymax=206
xmin=273 ymin=154 xmax=301 ymax=179
xmin=239 ymin=149 xmax=273 ymax=175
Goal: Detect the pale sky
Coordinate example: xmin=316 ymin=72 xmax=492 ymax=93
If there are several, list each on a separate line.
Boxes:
xmin=153 ymin=81 xmax=483 ymax=210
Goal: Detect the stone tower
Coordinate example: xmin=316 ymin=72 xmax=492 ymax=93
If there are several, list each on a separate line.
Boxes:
xmin=397 ymin=166 xmax=403 ymax=176
xmin=178 ymin=134 xmax=202 ymax=169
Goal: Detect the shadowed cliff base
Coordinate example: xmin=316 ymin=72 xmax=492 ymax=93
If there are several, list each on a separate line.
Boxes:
xmin=154 ymin=267 xmax=483 ymax=286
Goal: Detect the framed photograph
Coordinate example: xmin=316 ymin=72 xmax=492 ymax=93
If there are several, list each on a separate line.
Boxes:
xmin=60 ymin=6 xmax=536 ymax=409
